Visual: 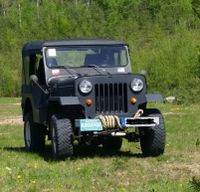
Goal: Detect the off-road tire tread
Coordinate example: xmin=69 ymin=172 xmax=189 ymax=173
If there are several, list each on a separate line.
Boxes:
xmin=139 ymin=109 xmax=165 ymax=157
xmin=24 ymin=113 xmax=45 ymax=152
xmin=51 ymin=115 xmax=73 ymax=159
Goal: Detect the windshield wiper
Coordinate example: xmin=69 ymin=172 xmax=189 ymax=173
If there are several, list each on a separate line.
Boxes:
xmin=56 ymin=65 xmax=80 ymax=77
xmin=81 ymin=64 xmax=111 ymax=76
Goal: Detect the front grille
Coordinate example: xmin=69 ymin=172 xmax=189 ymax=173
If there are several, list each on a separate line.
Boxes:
xmin=95 ymin=83 xmax=128 ymax=114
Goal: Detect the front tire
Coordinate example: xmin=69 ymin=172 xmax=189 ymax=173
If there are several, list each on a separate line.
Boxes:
xmin=139 ymin=109 xmax=166 ymax=157
xmin=24 ymin=113 xmax=45 ymax=152
xmin=51 ymin=115 xmax=73 ymax=159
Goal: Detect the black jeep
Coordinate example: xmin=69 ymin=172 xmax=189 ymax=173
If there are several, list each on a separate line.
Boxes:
xmin=21 ymin=39 xmax=165 ymax=158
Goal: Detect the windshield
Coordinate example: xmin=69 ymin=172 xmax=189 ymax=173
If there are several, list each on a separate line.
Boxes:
xmin=45 ymin=45 xmax=128 ymax=68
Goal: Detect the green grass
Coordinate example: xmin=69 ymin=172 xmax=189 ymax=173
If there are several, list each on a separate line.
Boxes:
xmin=0 ymin=97 xmax=21 ymax=116
xmin=0 ymin=98 xmax=200 ymax=192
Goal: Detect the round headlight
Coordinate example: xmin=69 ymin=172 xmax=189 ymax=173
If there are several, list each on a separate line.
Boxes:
xmin=79 ymin=80 xmax=93 ymax=94
xmin=131 ymin=78 xmax=144 ymax=92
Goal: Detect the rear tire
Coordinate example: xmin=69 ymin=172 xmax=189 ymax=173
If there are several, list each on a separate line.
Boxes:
xmin=51 ymin=115 xmax=73 ymax=159
xmin=24 ymin=113 xmax=45 ymax=152
xmin=103 ymin=137 xmax=122 ymax=151
xmin=139 ymin=109 xmax=166 ymax=157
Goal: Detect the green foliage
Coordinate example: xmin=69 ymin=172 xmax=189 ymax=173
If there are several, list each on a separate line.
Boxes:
xmin=189 ymin=177 xmax=200 ymax=192
xmin=0 ymin=0 xmax=199 ymax=102
xmin=132 ymin=26 xmax=200 ymax=102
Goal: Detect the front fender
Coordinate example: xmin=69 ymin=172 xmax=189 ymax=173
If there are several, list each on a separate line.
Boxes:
xmin=145 ymin=94 xmax=164 ymax=102
xmin=49 ymin=96 xmax=81 ymax=106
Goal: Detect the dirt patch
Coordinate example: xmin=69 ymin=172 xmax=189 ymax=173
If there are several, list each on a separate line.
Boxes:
xmin=0 ymin=116 xmax=23 ymax=125
xmin=162 ymin=162 xmax=200 ymax=178
xmin=159 ymin=152 xmax=200 ymax=179
xmin=13 ymin=103 xmax=21 ymax=106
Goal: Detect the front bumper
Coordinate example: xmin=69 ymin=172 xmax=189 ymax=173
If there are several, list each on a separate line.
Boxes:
xmin=75 ymin=116 xmax=159 ymax=132
xmin=121 ymin=116 xmax=159 ymax=128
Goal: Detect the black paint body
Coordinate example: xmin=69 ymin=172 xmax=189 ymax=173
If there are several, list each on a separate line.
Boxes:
xmin=21 ymin=39 xmax=147 ymax=134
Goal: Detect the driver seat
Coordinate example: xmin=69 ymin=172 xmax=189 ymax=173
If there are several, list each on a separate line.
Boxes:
xmin=84 ymin=54 xmax=102 ymax=65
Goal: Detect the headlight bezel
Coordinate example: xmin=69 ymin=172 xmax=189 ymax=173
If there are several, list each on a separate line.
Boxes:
xmin=130 ymin=78 xmax=144 ymax=92
xmin=79 ymin=80 xmax=93 ymax=94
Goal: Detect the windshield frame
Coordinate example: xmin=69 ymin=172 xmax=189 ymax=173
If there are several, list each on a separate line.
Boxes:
xmin=44 ymin=45 xmax=130 ymax=69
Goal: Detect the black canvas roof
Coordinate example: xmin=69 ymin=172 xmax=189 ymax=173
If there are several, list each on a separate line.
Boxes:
xmin=22 ymin=39 xmax=127 ymax=53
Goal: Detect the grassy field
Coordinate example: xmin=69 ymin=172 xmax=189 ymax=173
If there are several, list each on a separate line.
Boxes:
xmin=0 ymin=98 xmax=200 ymax=192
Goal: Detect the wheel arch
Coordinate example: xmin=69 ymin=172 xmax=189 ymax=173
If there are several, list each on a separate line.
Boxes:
xmin=47 ymin=100 xmax=85 ymax=122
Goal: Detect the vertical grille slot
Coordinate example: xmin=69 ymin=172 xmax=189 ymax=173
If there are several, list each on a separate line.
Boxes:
xmin=95 ymin=83 xmax=128 ymax=114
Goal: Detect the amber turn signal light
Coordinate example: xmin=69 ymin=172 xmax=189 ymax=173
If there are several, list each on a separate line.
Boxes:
xmin=85 ymin=99 xmax=93 ymax=106
xmin=130 ymin=97 xmax=137 ymax=104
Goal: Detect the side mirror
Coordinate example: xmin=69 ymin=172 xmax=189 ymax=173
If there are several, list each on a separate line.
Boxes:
xmin=29 ymin=74 xmax=49 ymax=94
xmin=30 ymin=75 xmax=38 ymax=83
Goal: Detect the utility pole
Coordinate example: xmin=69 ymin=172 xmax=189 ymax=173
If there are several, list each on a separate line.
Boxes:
xmin=1 ymin=0 xmax=6 ymax=16
xmin=86 ymin=0 xmax=91 ymax=6
xmin=36 ymin=0 xmax=40 ymax=21
xmin=18 ymin=3 xmax=22 ymax=28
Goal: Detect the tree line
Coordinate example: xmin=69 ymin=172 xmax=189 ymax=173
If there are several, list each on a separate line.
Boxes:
xmin=0 ymin=0 xmax=199 ymax=102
